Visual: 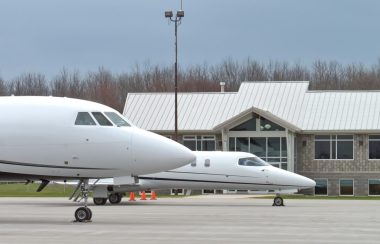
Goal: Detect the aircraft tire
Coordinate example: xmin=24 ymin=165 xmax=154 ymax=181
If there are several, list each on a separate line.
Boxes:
xmin=75 ymin=207 xmax=92 ymax=222
xmin=108 ymin=193 xmax=122 ymax=204
xmin=273 ymin=196 xmax=284 ymax=206
xmin=93 ymin=198 xmax=107 ymax=205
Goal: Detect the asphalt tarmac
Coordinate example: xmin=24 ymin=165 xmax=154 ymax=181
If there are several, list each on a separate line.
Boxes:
xmin=0 ymin=196 xmax=379 ymax=244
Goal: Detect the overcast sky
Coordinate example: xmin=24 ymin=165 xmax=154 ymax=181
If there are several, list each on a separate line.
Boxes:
xmin=0 ymin=0 xmax=380 ymax=79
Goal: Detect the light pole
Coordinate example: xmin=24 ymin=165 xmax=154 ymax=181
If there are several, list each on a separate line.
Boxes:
xmin=165 ymin=9 xmax=184 ymax=142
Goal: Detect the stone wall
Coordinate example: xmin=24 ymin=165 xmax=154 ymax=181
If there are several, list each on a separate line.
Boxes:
xmin=296 ymin=134 xmax=380 ymax=196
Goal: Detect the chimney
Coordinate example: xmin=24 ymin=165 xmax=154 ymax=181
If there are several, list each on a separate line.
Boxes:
xmin=220 ymin=82 xmax=225 ymax=92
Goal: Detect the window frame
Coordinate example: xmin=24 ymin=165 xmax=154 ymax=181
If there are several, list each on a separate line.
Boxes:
xmin=91 ymin=112 xmax=114 ymax=126
xmin=368 ymin=179 xmax=380 ymax=196
xmin=314 ymin=135 xmax=354 ymax=160
xmin=74 ymin=112 xmax=97 ymax=126
xmin=183 ymin=135 xmax=216 ymax=151
xmin=314 ymin=178 xmax=328 ymax=196
xmin=339 ymin=178 xmax=354 ymax=196
xmin=368 ymin=135 xmax=380 ymax=160
xmin=229 ymin=136 xmax=287 ymax=169
xmin=237 ymin=157 xmax=270 ymax=167
xmin=104 ymin=112 xmax=130 ymax=127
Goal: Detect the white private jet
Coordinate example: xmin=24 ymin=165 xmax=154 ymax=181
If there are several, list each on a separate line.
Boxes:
xmin=0 ymin=96 xmax=195 ymax=221
xmin=65 ymin=151 xmax=316 ymax=207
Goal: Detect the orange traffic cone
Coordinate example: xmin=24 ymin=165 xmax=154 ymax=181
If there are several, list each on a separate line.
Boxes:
xmin=129 ymin=192 xmax=136 ymax=201
xmin=150 ymin=191 xmax=157 ymax=200
xmin=140 ymin=191 xmax=147 ymax=200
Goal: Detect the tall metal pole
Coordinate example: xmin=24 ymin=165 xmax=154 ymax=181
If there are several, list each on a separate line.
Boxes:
xmin=165 ymin=10 xmax=183 ymax=142
xmin=174 ymin=19 xmax=178 ymax=142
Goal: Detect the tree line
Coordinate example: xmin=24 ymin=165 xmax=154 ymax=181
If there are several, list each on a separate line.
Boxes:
xmin=1 ymin=58 xmax=380 ymax=112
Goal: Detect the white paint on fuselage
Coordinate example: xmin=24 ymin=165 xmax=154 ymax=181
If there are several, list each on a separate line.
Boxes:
xmin=81 ymin=151 xmax=315 ymax=193
xmin=138 ymin=151 xmax=315 ymax=191
xmin=0 ymin=96 xmax=195 ymax=179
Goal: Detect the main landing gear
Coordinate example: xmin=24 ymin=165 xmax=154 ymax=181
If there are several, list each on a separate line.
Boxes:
xmin=108 ymin=193 xmax=123 ymax=204
xmin=93 ymin=193 xmax=123 ymax=205
xmin=272 ymin=194 xmax=284 ymax=206
xmin=74 ymin=179 xmax=93 ymax=222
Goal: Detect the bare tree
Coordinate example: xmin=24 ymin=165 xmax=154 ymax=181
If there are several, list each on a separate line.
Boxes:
xmin=85 ymin=67 xmax=120 ymax=110
xmin=8 ymin=73 xmax=49 ymax=95
xmin=0 ymin=77 xmax=7 ymax=95
xmin=3 ymin=57 xmax=380 ymax=111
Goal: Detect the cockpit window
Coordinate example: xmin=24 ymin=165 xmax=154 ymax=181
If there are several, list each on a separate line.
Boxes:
xmin=75 ymin=112 xmax=96 ymax=126
xmin=238 ymin=157 xmax=269 ymax=166
xmin=104 ymin=112 xmax=130 ymax=127
xmin=91 ymin=112 xmax=113 ymax=126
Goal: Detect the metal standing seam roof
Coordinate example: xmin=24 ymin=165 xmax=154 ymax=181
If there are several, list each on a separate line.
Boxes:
xmin=123 ymin=81 xmax=380 ymax=132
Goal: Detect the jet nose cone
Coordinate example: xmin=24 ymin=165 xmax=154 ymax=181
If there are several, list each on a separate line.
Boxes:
xmin=269 ymin=167 xmax=316 ymax=189
xmin=304 ymin=177 xmax=316 ymax=188
xmin=292 ymin=173 xmax=316 ymax=189
xmin=131 ymin=129 xmax=195 ymax=175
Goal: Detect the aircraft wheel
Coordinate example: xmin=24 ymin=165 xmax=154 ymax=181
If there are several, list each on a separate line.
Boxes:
xmin=273 ymin=196 xmax=284 ymax=206
xmin=108 ymin=193 xmax=122 ymax=204
xmin=93 ymin=198 xmax=107 ymax=205
xmin=75 ymin=207 xmax=92 ymax=222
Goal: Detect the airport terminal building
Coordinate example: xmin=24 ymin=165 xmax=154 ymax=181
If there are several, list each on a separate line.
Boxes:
xmin=123 ymin=81 xmax=380 ymax=196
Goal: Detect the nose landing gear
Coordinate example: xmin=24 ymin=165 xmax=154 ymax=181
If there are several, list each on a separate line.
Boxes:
xmin=74 ymin=179 xmax=93 ymax=222
xmin=272 ymin=194 xmax=284 ymax=206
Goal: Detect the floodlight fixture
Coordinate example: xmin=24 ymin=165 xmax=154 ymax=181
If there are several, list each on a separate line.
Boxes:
xmin=165 ymin=11 xmax=173 ymax=18
xmin=177 ymin=10 xmax=184 ymax=18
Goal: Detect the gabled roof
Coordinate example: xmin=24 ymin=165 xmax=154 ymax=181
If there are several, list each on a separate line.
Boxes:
xmin=123 ymin=81 xmax=380 ymax=132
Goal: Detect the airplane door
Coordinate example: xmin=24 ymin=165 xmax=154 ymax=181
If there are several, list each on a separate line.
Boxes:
xmin=261 ymin=168 xmax=272 ymax=184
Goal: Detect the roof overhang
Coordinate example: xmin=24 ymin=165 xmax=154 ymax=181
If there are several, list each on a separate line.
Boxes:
xmin=300 ymin=130 xmax=380 ymax=134
xmin=149 ymin=130 xmax=216 ymax=134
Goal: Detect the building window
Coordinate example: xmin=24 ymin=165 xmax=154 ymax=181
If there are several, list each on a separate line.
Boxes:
xmin=315 ymin=135 xmax=353 ymax=160
xmin=229 ymin=136 xmax=287 ymax=169
xmin=183 ymin=135 xmax=216 ymax=151
xmin=315 ymin=179 xmax=328 ymax=195
xmin=369 ymin=135 xmax=380 ymax=159
xmin=340 ymin=179 xmax=354 ymax=196
xmin=260 ymin=117 xmax=285 ymax=131
xmin=368 ymin=179 xmax=380 ymax=196
xmin=230 ymin=117 xmax=256 ymax=131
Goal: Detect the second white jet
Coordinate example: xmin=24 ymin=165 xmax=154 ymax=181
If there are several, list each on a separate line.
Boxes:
xmin=71 ymin=151 xmax=316 ymax=206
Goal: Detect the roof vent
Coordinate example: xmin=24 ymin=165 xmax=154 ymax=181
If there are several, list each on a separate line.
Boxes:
xmin=220 ymin=82 xmax=225 ymax=93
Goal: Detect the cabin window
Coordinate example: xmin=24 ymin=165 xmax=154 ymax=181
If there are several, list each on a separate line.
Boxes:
xmin=92 ymin=112 xmax=113 ymax=126
xmin=104 ymin=112 xmax=130 ymax=127
xmin=190 ymin=160 xmax=196 ymax=167
xmin=238 ymin=157 xmax=269 ymax=166
xmin=75 ymin=112 xmax=96 ymax=126
xmin=204 ymin=159 xmax=211 ymax=167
